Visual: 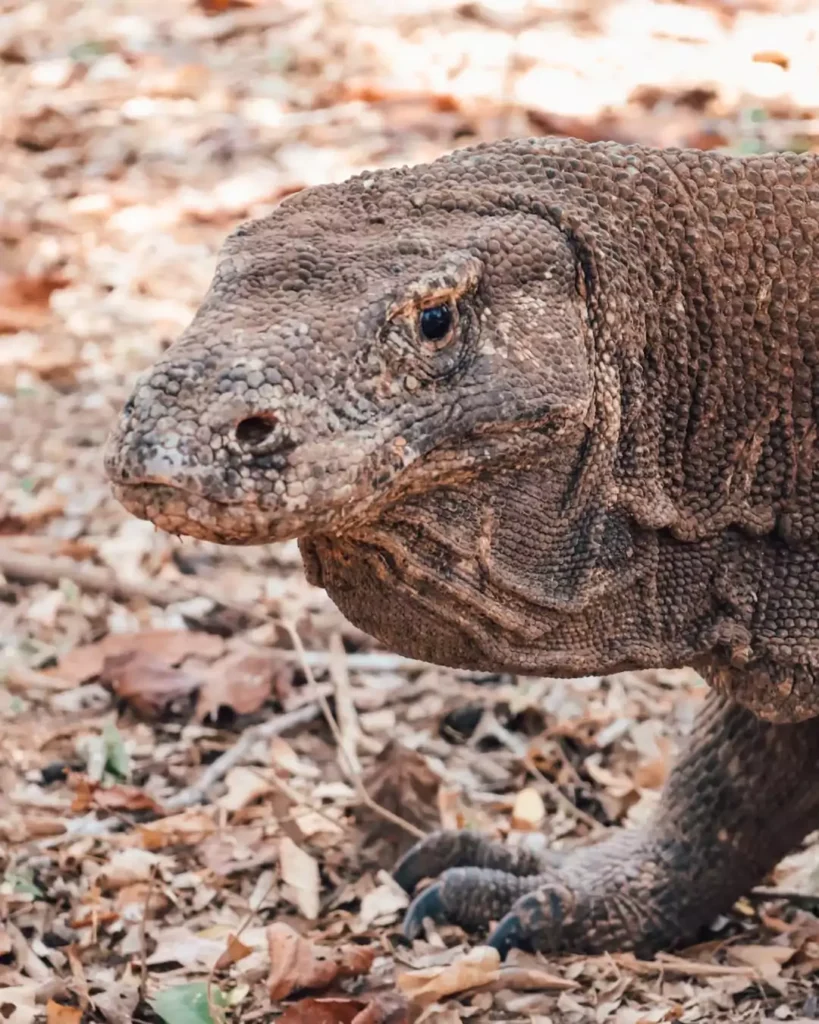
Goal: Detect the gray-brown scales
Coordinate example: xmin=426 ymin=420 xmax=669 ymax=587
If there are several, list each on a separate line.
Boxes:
xmin=105 ymin=137 xmax=819 ymax=957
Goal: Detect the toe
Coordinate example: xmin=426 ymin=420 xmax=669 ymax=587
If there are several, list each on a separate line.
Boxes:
xmin=487 ymin=888 xmax=569 ymax=956
xmin=402 ymin=882 xmax=450 ymax=939
xmin=486 ymin=910 xmax=528 ymax=959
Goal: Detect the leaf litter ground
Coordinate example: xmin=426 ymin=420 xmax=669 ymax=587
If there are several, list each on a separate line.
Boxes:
xmin=1 ymin=0 xmax=819 ymax=1021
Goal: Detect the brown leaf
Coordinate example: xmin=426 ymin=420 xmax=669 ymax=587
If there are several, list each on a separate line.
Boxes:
xmin=114 ymin=882 xmax=169 ymax=919
xmin=491 ymin=966 xmax=578 ymax=992
xmin=267 ymin=924 xmax=337 ymax=1000
xmin=214 ymin=932 xmax=254 ymax=971
xmin=138 ymin=810 xmax=217 ymax=849
xmin=350 ymin=997 xmax=409 ymax=1024
xmin=278 ymin=999 xmax=368 ymax=1024
xmin=396 ymin=946 xmax=501 ymax=1007
xmin=196 ymin=649 xmax=285 ymax=721
xmin=71 ymin=778 xmax=163 ymax=814
xmin=217 ymin=766 xmax=273 ymax=812
xmin=92 ymin=783 xmax=164 ymax=814
xmin=266 ymin=923 xmax=377 ymax=1001
xmin=103 ymin=650 xmax=201 ymax=717
xmin=726 ymin=944 xmax=795 ymax=977
xmin=45 ymin=1000 xmax=82 ymax=1024
xmin=0 ymin=272 xmax=69 ymax=334
xmin=357 ymin=740 xmax=441 ymax=860
xmin=54 ymin=630 xmax=225 ymax=685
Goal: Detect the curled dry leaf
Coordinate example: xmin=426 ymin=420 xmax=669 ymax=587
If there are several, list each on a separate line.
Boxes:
xmin=103 ymin=650 xmax=201 ymax=717
xmin=266 ymin=922 xmax=377 ymax=1001
xmin=196 ymin=649 xmax=288 ymax=721
xmin=726 ymin=943 xmax=795 ymax=977
xmin=490 ymin=965 xmax=579 ymax=993
xmin=396 ymin=946 xmax=501 ymax=1007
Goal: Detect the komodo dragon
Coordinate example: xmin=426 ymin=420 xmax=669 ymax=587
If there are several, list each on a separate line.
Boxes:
xmin=105 ymin=137 xmax=819 ymax=958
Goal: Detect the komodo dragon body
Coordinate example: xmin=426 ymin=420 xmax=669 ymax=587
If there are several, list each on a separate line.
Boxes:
xmin=106 ymin=138 xmax=819 ymax=957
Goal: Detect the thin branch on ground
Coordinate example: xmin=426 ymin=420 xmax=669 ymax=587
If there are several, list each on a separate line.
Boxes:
xmin=163 ymin=702 xmax=322 ymax=811
xmin=328 ymin=630 xmax=362 ymax=772
xmin=2 ymin=660 xmax=76 ymax=693
xmin=0 ymin=545 xmax=192 ymax=608
xmin=138 ymin=865 xmax=158 ymax=1003
xmin=523 ymin=753 xmax=607 ymax=836
xmin=281 ymin=619 xmax=426 ymax=841
xmin=748 ymin=887 xmax=819 ymax=909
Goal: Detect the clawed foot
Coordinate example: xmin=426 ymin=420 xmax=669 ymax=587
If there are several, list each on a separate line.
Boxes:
xmin=393 ymin=829 xmax=575 ymax=956
xmin=393 ymin=827 xmax=687 ymax=958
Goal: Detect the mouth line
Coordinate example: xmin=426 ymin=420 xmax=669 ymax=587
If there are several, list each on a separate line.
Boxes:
xmin=111 ymin=477 xmax=247 ymax=509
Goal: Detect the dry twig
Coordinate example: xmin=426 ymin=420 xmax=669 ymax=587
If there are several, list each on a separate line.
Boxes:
xmin=164 ymin=702 xmax=321 ymax=811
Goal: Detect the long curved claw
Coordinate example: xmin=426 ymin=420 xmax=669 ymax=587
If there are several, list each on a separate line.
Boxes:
xmin=487 ymin=889 xmax=565 ymax=957
xmin=485 ymin=910 xmax=528 ymax=959
xmin=402 ymin=882 xmax=450 ymax=940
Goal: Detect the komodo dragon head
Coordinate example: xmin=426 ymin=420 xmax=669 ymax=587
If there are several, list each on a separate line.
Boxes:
xmin=106 ymin=139 xmax=654 ymax=675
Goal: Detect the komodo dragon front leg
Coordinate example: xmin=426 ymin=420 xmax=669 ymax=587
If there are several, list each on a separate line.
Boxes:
xmin=396 ymin=693 xmax=819 ymax=955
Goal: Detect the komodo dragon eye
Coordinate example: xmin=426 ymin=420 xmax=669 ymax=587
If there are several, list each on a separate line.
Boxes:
xmin=418 ymin=303 xmax=454 ymax=345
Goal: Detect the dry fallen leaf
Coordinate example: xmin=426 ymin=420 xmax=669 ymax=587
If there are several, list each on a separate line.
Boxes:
xmin=396 ymin=946 xmax=501 ymax=1007
xmin=54 ymin=630 xmax=224 ymax=685
xmin=196 ymin=649 xmax=286 ymax=720
xmin=358 ymin=740 xmax=441 ymax=860
xmin=139 ymin=810 xmax=217 ymax=849
xmin=217 ymin=766 xmax=273 ymax=812
xmin=91 ymin=983 xmax=141 ymax=1024
xmin=266 ymin=922 xmax=376 ymax=1000
xmin=72 ymin=779 xmax=163 ymax=815
xmin=0 ymin=271 xmax=69 ymax=333
xmin=214 ymin=932 xmax=254 ymax=971
xmin=726 ymin=943 xmax=795 ymax=977
xmin=279 ymin=835 xmax=321 ymax=921
xmin=96 ymin=848 xmax=161 ymax=891
xmin=103 ymin=650 xmax=202 ymax=717
xmin=278 ymin=998 xmax=369 ymax=1024
xmin=491 ymin=965 xmax=579 ymax=993
xmin=511 ymin=786 xmax=546 ymax=830
xmin=45 ymin=1000 xmax=82 ymax=1024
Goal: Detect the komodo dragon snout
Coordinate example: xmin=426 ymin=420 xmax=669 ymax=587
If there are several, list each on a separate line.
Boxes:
xmin=105 ymin=199 xmax=593 ymax=547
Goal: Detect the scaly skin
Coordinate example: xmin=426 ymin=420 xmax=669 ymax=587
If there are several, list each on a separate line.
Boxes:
xmin=105 ymin=137 xmax=818 ymax=956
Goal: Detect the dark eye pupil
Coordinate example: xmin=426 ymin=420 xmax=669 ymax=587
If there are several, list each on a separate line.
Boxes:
xmin=419 ymin=304 xmax=452 ymax=342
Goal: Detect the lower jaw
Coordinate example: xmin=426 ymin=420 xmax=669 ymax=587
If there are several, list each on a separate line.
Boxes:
xmin=111 ymin=482 xmax=300 ymax=546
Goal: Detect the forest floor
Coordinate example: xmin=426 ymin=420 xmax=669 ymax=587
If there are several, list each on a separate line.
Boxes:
xmin=1 ymin=1 xmax=819 ymax=1021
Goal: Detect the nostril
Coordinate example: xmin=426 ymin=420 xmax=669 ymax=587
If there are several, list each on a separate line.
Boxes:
xmin=235 ymin=414 xmax=278 ymax=447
